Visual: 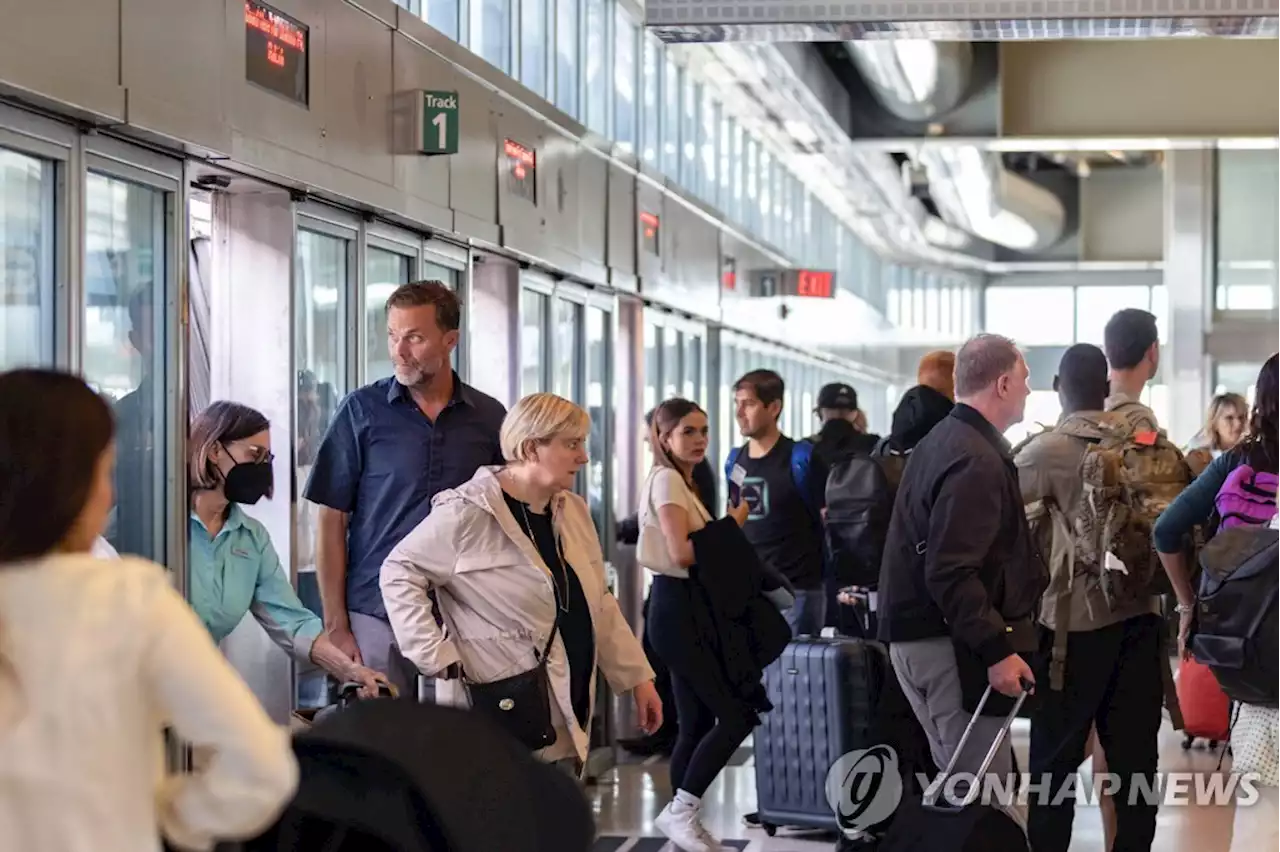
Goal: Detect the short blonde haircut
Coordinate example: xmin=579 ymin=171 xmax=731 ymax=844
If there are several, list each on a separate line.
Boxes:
xmin=500 ymin=393 xmax=591 ymax=462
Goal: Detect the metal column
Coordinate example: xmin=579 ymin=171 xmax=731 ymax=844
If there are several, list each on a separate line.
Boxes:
xmin=1161 ymin=147 xmax=1215 ymax=447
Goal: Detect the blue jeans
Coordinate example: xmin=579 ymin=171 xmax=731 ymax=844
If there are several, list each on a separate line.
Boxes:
xmin=783 ymin=587 xmax=827 ymax=637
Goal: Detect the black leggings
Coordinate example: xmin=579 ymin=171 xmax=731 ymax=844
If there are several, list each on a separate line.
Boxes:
xmin=648 ymin=575 xmax=755 ymax=797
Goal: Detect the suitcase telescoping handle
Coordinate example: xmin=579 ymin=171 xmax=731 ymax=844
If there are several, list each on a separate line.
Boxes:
xmin=922 ymin=678 xmax=1033 ymax=810
xmin=338 ymin=681 xmax=398 ymax=705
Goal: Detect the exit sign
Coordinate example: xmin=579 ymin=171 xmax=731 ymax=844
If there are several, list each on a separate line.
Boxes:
xmin=793 ymin=269 xmax=835 ymax=298
xmin=420 ymin=90 xmax=459 ymax=155
xmin=747 ymin=268 xmax=837 ymax=298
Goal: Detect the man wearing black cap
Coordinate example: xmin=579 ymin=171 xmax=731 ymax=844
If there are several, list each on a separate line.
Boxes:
xmin=1013 ymin=343 xmax=1168 ymax=852
xmin=809 ymin=382 xmax=881 ymax=471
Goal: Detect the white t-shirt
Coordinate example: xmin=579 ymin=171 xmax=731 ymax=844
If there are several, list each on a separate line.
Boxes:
xmin=637 ymin=466 xmax=712 ymax=578
xmin=91 ymin=537 xmax=119 ymax=559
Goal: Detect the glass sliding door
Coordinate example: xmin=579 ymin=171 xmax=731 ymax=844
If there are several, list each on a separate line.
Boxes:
xmin=661 ymin=327 xmax=680 ymax=400
xmin=84 ymin=170 xmax=170 ymax=563
xmin=521 ymin=287 xmax=550 ymax=394
xmin=0 ymin=148 xmax=55 ymax=370
xmin=554 ymin=296 xmax=583 ymax=402
xmin=363 ymin=246 xmax=414 ymax=383
xmin=683 ymin=333 xmax=702 ymax=404
xmin=584 ymin=304 xmax=610 ymax=541
xmin=295 ymin=223 xmax=354 ymax=708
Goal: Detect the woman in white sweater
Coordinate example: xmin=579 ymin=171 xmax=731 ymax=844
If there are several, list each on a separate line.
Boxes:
xmin=0 ymin=368 xmax=298 ymax=852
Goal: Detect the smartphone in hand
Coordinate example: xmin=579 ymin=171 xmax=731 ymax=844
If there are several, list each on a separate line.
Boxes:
xmin=728 ymin=463 xmax=746 ymax=506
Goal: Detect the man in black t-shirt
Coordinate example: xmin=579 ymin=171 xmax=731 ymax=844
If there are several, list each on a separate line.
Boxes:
xmin=728 ymin=369 xmax=829 ymax=637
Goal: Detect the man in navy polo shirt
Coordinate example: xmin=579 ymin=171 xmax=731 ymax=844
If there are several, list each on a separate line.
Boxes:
xmin=304 ymin=280 xmax=506 ymax=696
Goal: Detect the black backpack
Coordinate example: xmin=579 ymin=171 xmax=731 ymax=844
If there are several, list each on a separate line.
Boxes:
xmin=824 ymin=445 xmax=907 ymax=588
xmin=1191 ymin=524 xmax=1279 ymax=707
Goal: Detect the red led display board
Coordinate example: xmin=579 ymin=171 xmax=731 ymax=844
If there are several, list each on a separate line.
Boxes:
xmin=504 ymin=139 xmax=537 ymax=203
xmin=245 ymin=1 xmax=309 ymax=106
xmin=639 ymin=211 xmax=660 ymax=255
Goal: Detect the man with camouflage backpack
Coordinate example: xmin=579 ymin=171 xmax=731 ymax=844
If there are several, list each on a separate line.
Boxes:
xmin=1013 ymin=343 xmax=1191 ymax=852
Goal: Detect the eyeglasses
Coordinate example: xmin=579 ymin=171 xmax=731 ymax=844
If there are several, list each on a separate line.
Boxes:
xmin=222 ymin=440 xmax=274 ymax=465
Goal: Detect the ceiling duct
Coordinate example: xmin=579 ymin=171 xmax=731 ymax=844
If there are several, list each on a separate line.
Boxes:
xmin=842 ymin=41 xmax=973 ymax=122
xmin=843 ymin=40 xmax=1066 ymax=253
xmin=918 ymin=147 xmax=1067 ymax=252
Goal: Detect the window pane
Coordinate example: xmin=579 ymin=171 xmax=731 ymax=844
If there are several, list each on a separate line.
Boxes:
xmin=730 ymin=122 xmax=743 ymax=223
xmin=519 ymin=0 xmax=547 ymax=97
xmin=1215 ymin=361 xmax=1263 ymax=407
xmin=85 ymin=172 xmax=166 ymax=561
xmin=1147 ymin=284 xmax=1166 ymax=346
xmin=1074 ymin=286 xmax=1151 ymax=346
xmin=1216 ymin=149 xmax=1279 ymax=312
xmin=296 ymin=231 xmax=347 ymax=400
xmin=681 ymin=79 xmax=697 ymax=187
xmin=583 ymin=0 xmax=607 ymax=134
xmin=295 ymin=229 xmax=350 ymax=708
xmin=683 ymin=334 xmax=701 ymax=402
xmin=522 ymin=289 xmax=549 ymax=394
xmin=613 ymin=8 xmax=637 ymax=152
xmin=718 ymin=114 xmax=731 ymax=210
xmin=1004 ymin=390 xmax=1063 ymax=446
xmin=555 ymin=0 xmax=579 ymax=117
xmin=662 ymin=327 xmax=681 ymax=399
xmin=0 ymin=149 xmax=54 ymax=370
xmin=662 ymin=58 xmax=680 ymax=177
xmin=1145 ymin=384 xmax=1170 ymax=432
xmin=641 ymin=36 xmax=660 ymax=165
xmin=471 ymin=0 xmax=511 ymax=73
xmin=585 ymin=307 xmax=608 ymax=539
xmin=426 ymin=0 xmax=459 ymax=39
xmin=983 ymin=286 xmax=1075 ymax=346
xmin=554 ymin=297 xmax=581 ymax=401
xmin=642 ymin=321 xmax=660 ymax=475
xmin=700 ymin=91 xmax=718 ymax=204
xmin=759 ymin=149 xmax=771 ymax=242
xmin=363 ymin=248 xmax=414 ymax=382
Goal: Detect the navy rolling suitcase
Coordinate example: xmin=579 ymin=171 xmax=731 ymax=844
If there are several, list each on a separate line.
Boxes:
xmin=753 ymin=635 xmax=887 ymax=836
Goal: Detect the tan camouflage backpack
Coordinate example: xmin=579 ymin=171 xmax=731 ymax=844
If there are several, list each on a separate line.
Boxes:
xmin=1056 ymin=411 xmax=1191 ymax=613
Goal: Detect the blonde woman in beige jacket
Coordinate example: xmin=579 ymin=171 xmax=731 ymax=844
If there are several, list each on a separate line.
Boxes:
xmin=382 ymin=393 xmax=661 ymax=770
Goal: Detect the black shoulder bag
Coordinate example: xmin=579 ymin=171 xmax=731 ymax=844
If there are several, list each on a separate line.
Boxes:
xmin=464 ymin=614 xmax=560 ymax=751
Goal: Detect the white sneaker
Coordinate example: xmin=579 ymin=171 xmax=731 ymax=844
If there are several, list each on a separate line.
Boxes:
xmin=655 ymin=793 xmax=724 ymax=852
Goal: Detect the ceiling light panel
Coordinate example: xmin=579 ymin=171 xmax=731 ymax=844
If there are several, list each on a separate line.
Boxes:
xmin=645 ymin=0 xmax=1278 ymax=41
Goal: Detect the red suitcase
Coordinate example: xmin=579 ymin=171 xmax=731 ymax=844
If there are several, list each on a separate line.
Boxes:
xmin=1176 ymin=658 xmax=1231 ymax=748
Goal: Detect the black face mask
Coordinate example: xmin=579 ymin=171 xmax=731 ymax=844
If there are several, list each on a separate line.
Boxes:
xmin=223 ymin=460 xmax=274 ymax=505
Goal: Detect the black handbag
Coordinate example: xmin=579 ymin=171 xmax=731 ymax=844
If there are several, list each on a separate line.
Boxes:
xmin=464 ymin=616 xmax=560 ymax=751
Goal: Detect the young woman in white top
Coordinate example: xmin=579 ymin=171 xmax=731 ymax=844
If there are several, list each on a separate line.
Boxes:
xmin=638 ymin=399 xmax=750 ymax=852
xmin=0 ymin=368 xmax=298 ymax=852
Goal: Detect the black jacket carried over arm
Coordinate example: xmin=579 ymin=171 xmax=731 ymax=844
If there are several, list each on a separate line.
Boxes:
xmin=687 ymin=517 xmax=792 ymax=714
xmin=876 ymin=404 xmax=1048 ymax=667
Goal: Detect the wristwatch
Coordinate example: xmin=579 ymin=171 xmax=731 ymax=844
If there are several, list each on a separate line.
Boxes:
xmin=1174 ymin=602 xmax=1195 ymax=615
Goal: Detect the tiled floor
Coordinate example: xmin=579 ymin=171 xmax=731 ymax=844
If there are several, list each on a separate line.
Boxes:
xmin=590 ymin=718 xmax=1240 ymax=851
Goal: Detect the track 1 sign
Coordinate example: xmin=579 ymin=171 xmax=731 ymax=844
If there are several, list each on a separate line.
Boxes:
xmin=420 ymin=91 xmax=459 ymax=155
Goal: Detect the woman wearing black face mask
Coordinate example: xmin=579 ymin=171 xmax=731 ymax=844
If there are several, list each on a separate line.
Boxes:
xmin=189 ymin=402 xmax=390 ymax=697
